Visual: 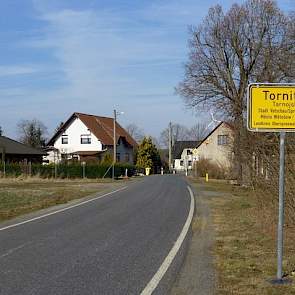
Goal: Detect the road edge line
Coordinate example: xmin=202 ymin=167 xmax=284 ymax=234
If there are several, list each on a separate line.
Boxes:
xmin=140 ymin=185 xmax=195 ymax=295
xmin=0 ymin=186 xmax=127 ymax=232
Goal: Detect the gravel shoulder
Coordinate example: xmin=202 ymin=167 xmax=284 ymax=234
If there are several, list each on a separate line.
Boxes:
xmin=170 ymin=181 xmax=225 ymax=295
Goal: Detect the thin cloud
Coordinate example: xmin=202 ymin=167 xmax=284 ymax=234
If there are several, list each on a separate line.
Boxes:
xmin=2 ymin=1 xmax=217 ymax=137
xmin=8 ymin=0 xmax=290 ymax=138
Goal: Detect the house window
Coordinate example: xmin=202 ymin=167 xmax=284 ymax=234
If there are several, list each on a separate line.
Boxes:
xmin=61 ymin=135 xmax=68 ymax=144
xmin=218 ymin=135 xmax=229 ymax=145
xmin=180 ymin=160 xmax=184 ymax=166
xmin=81 ymin=135 xmax=91 ymax=144
xmin=125 ymin=153 xmax=130 ymax=162
xmin=116 ymin=153 xmax=121 ymax=162
xmin=187 ymin=150 xmax=192 ymax=155
xmin=188 ymin=160 xmax=192 ymax=166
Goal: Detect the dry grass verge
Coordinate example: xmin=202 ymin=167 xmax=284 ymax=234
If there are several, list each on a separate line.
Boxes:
xmin=192 ymin=179 xmax=295 ymax=295
xmin=0 ymin=177 xmax=120 ymax=221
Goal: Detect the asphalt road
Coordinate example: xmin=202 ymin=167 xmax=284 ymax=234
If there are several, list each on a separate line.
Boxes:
xmin=0 ymin=175 xmax=191 ymax=295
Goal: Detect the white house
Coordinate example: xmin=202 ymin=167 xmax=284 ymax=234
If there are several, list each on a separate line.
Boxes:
xmin=45 ymin=112 xmax=137 ymax=164
xmin=173 ymin=141 xmax=200 ymax=172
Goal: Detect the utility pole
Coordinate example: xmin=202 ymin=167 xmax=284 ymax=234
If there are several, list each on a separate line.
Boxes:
xmin=112 ymin=109 xmax=117 ymax=180
xmin=168 ymin=122 xmax=172 ymax=172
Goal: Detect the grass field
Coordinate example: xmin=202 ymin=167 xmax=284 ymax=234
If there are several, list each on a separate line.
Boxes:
xmin=192 ymin=179 xmax=295 ymax=295
xmin=0 ymin=177 xmax=123 ymax=221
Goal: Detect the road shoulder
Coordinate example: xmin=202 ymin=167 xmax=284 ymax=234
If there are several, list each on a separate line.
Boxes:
xmin=170 ymin=181 xmax=218 ymax=295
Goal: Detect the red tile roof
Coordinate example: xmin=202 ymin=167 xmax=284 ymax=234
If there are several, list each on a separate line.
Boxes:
xmin=47 ymin=112 xmax=137 ymax=147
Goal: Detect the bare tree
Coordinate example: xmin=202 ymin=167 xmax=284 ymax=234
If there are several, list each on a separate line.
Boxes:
xmin=55 ymin=121 xmax=64 ymax=133
xmin=125 ymin=123 xmax=145 ymax=143
xmin=177 ymin=0 xmax=294 ymax=182
xmin=159 ymin=123 xmax=190 ymax=148
xmin=187 ymin=123 xmax=208 ymax=141
xmin=0 ymin=126 xmax=3 ymax=136
xmin=159 ymin=122 xmax=208 ymax=148
xmin=17 ymin=119 xmax=48 ymax=148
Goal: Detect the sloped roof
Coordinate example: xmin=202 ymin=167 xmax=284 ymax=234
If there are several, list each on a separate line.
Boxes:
xmin=197 ymin=121 xmax=234 ymax=148
xmin=47 ymin=112 xmax=137 ymax=147
xmin=172 ymin=141 xmax=201 ymax=159
xmin=0 ymin=136 xmax=45 ymax=155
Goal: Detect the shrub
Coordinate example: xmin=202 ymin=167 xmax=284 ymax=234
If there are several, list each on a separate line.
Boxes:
xmin=196 ymin=158 xmax=228 ymax=179
xmin=0 ymin=162 xmax=136 ymax=179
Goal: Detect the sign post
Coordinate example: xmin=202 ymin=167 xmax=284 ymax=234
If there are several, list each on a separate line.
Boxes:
xmin=277 ymin=131 xmax=285 ymax=280
xmin=247 ymin=83 xmax=294 ymax=284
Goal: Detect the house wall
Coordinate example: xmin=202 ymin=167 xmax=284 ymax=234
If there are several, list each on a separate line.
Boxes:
xmin=174 ymin=159 xmax=181 ymax=170
xmin=108 ymin=139 xmax=134 ymax=164
xmin=174 ymin=148 xmax=196 ymax=171
xmin=5 ymin=154 xmax=44 ymax=164
xmin=116 ymin=144 xmax=134 ymax=163
xmin=43 ymin=150 xmax=61 ymax=164
xmin=196 ymin=123 xmax=233 ymax=169
xmin=53 ymin=118 xmax=103 ymax=154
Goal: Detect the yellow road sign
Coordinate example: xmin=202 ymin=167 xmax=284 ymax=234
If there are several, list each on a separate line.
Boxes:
xmin=192 ymin=148 xmax=198 ymax=155
xmin=247 ymin=83 xmax=295 ymax=132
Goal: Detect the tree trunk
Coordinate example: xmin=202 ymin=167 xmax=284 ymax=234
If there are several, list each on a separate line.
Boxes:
xmin=233 ymin=113 xmax=244 ymax=185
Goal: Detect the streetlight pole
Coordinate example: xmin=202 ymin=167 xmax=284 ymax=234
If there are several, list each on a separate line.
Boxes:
xmin=111 ymin=109 xmax=124 ymax=180
xmin=112 ymin=109 xmax=117 ymax=180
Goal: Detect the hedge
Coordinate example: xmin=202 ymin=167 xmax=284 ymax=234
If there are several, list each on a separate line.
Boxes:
xmin=0 ymin=163 xmax=136 ymax=179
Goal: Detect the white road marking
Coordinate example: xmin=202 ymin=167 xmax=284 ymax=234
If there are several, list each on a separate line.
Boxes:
xmin=0 ymin=242 xmax=30 ymax=259
xmin=140 ymin=185 xmax=195 ymax=295
xmin=0 ymin=186 xmax=127 ymax=232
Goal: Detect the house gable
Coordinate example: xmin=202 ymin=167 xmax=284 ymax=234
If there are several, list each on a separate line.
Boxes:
xmin=53 ymin=117 xmax=103 ymax=155
xmin=48 ymin=112 xmax=137 ymax=148
xmin=46 ymin=112 xmax=137 ymax=163
xmin=76 ymin=113 xmax=137 ymax=147
xmin=195 ymin=122 xmax=234 ymax=168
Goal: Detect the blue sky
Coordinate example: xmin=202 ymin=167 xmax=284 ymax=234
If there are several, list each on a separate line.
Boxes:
xmin=0 ymin=0 xmax=294 ymax=139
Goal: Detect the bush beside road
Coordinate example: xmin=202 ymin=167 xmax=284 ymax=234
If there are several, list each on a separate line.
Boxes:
xmin=0 ymin=162 xmax=136 ymax=179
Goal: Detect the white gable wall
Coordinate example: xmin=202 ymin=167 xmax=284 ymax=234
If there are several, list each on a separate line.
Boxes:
xmin=196 ymin=123 xmax=233 ymax=169
xmin=53 ymin=117 xmax=103 ymax=154
xmin=174 ymin=148 xmax=196 ymax=171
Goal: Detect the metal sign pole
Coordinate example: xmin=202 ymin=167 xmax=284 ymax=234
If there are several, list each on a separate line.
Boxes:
xmin=247 ymin=83 xmax=293 ymax=284
xmin=277 ymin=131 xmax=285 ymax=281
